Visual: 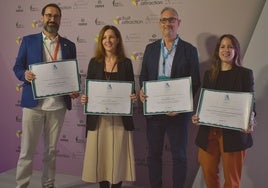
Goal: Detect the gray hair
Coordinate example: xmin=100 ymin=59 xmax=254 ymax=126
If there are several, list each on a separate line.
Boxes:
xmin=160 ymin=7 xmax=179 ymax=18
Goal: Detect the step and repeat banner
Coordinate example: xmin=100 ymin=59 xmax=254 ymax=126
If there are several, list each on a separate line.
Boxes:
xmin=1 ymin=0 xmax=266 ymax=187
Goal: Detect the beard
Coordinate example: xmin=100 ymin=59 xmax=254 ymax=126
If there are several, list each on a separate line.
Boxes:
xmin=43 ymin=22 xmax=59 ymax=34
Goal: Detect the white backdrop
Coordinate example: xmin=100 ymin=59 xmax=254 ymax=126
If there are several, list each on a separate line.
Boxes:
xmin=0 ymin=0 xmax=267 ymax=187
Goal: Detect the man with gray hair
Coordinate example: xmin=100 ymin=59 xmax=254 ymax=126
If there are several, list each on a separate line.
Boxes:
xmin=139 ymin=7 xmax=200 ymax=188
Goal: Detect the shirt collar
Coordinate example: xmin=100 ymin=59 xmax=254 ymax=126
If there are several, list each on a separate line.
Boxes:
xmin=161 ymin=35 xmax=179 ymax=47
xmin=42 ymin=32 xmax=59 ymax=43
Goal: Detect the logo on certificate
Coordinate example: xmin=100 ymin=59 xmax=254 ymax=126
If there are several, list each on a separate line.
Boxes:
xmin=224 ymin=94 xmax=230 ymax=101
xmin=53 ymin=64 xmax=58 ymax=70
xmin=107 ymin=84 xmax=112 ymax=90
xmin=165 ymin=82 xmax=170 ymax=89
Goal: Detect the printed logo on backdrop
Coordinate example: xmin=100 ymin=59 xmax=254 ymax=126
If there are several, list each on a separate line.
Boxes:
xmin=16 ymin=5 xmax=24 ymax=12
xmin=113 ymin=16 xmax=143 ymax=24
xmin=57 ymin=2 xmax=72 ymax=10
xmin=145 ymin=14 xmax=159 ymax=24
xmin=94 ymin=0 xmax=105 ymax=8
xmin=148 ymin=33 xmax=159 ymax=42
xmin=125 ymin=33 xmax=142 ymax=43
xmin=16 ymin=115 xmax=22 ymax=123
xmin=78 ymin=18 xmax=88 ymax=26
xmin=16 ymin=37 xmax=22 ymax=44
xmin=132 ymin=0 xmax=164 ymax=6
xmin=76 ymin=119 xmax=86 ymax=127
xmin=31 ymin=20 xmax=42 ymax=28
xmin=94 ymin=35 xmax=99 ymax=42
xmin=29 ymin=4 xmax=39 ymax=12
xmin=73 ymin=0 xmax=90 ymax=9
xmin=131 ymin=52 xmax=143 ymax=61
xmin=60 ymin=134 xmax=69 ymax=142
xmin=76 ymin=35 xmax=88 ymax=43
xmin=164 ymin=0 xmax=183 ymax=5
xmin=112 ymin=0 xmax=124 ymax=7
xmin=95 ymin=18 xmax=106 ymax=25
xmin=75 ymin=136 xmax=86 ymax=143
xmin=16 ymin=21 xmax=25 ymax=29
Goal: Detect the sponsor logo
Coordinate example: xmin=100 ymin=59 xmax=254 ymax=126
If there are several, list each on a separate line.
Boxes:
xmin=75 ymin=136 xmax=85 ymax=143
xmin=114 ymin=16 xmax=143 ymax=25
xmin=112 ymin=0 xmax=124 ymax=7
xmin=16 ymin=37 xmax=22 ymax=44
xmin=29 ymin=4 xmax=39 ymax=11
xmin=16 ymin=22 xmax=24 ymax=28
xmin=60 ymin=134 xmax=69 ymax=142
xmin=16 ymin=116 xmax=22 ymax=123
xmin=95 ymin=18 xmax=106 ymax=25
xmin=31 ymin=20 xmax=42 ymax=28
xmin=148 ymin=33 xmax=159 ymax=42
xmin=95 ymin=0 xmax=105 ymax=8
xmin=57 ymin=2 xmax=72 ymax=10
xmin=78 ymin=18 xmax=88 ymax=26
xmin=56 ymin=150 xmax=71 ymax=158
xmin=16 ymin=5 xmax=24 ymax=12
xmin=77 ymin=119 xmax=86 ymax=127
xmin=125 ymin=33 xmax=142 ymax=43
xmin=132 ymin=0 xmax=164 ymax=6
xmin=76 ymin=35 xmax=87 ymax=43
xmin=131 ymin=52 xmax=143 ymax=61
xmin=73 ymin=0 xmax=90 ymax=9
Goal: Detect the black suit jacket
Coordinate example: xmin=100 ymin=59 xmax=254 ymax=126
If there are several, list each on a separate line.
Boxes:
xmin=195 ymin=66 xmax=255 ymax=152
xmin=85 ymin=57 xmax=135 ymax=133
xmin=139 ymin=37 xmax=201 ymax=121
xmin=139 ymin=38 xmax=201 ymax=96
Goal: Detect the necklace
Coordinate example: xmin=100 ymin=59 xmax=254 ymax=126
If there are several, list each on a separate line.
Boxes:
xmin=104 ymin=61 xmax=117 ymax=80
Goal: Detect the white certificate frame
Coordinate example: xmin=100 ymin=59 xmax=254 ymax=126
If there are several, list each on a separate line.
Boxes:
xmin=143 ymin=77 xmax=193 ymax=115
xmin=85 ymin=80 xmax=134 ymax=116
xmin=196 ymin=88 xmax=254 ymax=131
xmin=29 ymin=59 xmax=81 ymax=99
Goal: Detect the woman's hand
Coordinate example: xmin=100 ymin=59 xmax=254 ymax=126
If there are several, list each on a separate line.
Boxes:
xmin=191 ymin=114 xmax=200 ymax=125
xmin=130 ymin=93 xmax=137 ymax=103
xmin=80 ymin=94 xmax=88 ymax=105
xmin=241 ymin=112 xmax=256 ymax=133
xmin=139 ymin=89 xmax=147 ymax=103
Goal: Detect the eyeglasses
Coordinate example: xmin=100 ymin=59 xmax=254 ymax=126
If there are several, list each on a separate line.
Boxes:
xmin=44 ymin=14 xmax=61 ymax=19
xmin=160 ymin=17 xmax=178 ymax=24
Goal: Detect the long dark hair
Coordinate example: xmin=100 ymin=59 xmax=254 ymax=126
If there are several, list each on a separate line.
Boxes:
xmin=209 ymin=34 xmax=242 ymax=81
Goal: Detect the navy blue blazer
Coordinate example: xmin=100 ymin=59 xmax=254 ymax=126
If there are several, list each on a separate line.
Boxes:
xmin=85 ymin=57 xmax=135 ymax=133
xmin=139 ymin=37 xmax=201 ymax=120
xmin=13 ymin=32 xmax=76 ymax=110
xmin=195 ymin=66 xmax=255 ymax=152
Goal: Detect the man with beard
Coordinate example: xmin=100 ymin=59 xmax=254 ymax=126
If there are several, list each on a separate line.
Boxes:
xmin=13 ymin=3 xmax=78 ymax=188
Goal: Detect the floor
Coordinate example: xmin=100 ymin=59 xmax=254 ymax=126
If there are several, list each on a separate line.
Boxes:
xmin=0 ymin=168 xmax=142 ymax=188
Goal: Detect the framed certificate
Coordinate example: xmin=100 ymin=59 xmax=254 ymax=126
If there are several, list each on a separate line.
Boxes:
xmin=85 ymin=80 xmax=134 ymax=116
xmin=196 ymin=88 xmax=254 ymax=131
xmin=29 ymin=59 xmax=81 ymax=99
xmin=143 ymin=77 xmax=193 ymax=115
